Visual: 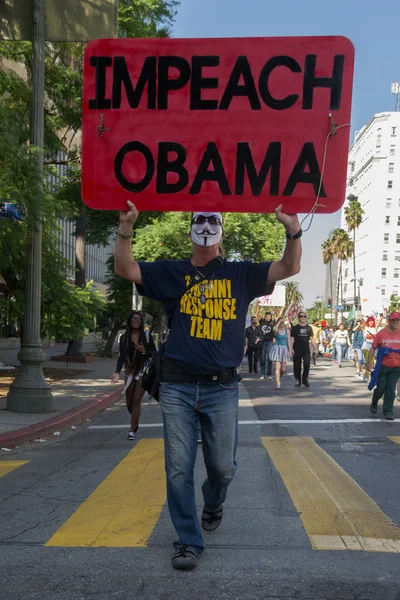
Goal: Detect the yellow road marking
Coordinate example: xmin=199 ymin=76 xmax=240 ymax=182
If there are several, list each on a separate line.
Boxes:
xmin=389 ymin=437 xmax=400 ymax=445
xmin=0 ymin=460 xmax=28 ymax=478
xmin=46 ymin=439 xmax=166 ymax=547
xmin=262 ymin=437 xmax=400 ymax=552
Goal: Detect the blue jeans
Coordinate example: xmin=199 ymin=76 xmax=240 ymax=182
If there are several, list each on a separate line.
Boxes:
xmin=336 ymin=343 xmax=346 ymax=365
xmin=159 ymin=378 xmax=240 ymax=552
xmin=261 ymin=341 xmax=273 ymax=376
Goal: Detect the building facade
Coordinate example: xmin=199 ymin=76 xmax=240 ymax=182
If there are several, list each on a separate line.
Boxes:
xmin=341 ymin=112 xmax=400 ymax=318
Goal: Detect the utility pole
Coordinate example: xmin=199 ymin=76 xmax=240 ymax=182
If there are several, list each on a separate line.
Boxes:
xmin=7 ymin=0 xmax=53 ymax=412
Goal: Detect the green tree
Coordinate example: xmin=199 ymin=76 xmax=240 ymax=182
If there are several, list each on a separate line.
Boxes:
xmin=321 ymin=237 xmax=335 ymax=324
xmin=282 ymin=281 xmax=303 ymax=313
xmin=344 ymin=194 xmax=364 ymax=308
xmin=389 ymin=294 xmax=400 ymax=312
xmin=307 ymin=296 xmax=327 ymax=322
xmin=101 ymin=256 xmax=135 ymax=357
xmin=331 ymin=228 xmax=353 ymax=306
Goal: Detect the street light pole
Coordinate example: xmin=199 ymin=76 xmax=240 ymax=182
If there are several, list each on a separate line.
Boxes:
xmin=7 ymin=0 xmax=53 ymax=412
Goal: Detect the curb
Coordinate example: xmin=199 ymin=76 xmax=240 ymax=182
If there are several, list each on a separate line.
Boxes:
xmin=0 ymin=385 xmax=124 ymax=448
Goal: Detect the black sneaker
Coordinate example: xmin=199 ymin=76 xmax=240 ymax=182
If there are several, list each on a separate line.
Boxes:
xmin=202 ymin=505 xmax=223 ymax=531
xmin=384 ymin=414 xmax=395 ymax=421
xmin=172 ymin=545 xmax=197 ymax=570
xmin=295 ymin=380 xmax=301 ymax=388
xmin=370 ymin=403 xmax=378 ymax=414
xmin=303 ymin=380 xmax=310 ymax=387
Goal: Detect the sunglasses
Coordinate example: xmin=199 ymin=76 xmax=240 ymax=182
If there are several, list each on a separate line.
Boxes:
xmin=191 ymin=215 xmax=222 ymax=226
xmin=299 ymin=315 xmax=306 ymax=318
xmin=131 ymin=317 xmax=141 ymax=322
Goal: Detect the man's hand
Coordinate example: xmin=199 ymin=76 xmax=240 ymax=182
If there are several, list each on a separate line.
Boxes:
xmin=274 ymin=204 xmax=301 ymax=235
xmin=119 ymin=200 xmax=139 ymax=235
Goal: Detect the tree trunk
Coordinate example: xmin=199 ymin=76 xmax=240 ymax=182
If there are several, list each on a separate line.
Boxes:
xmin=340 ymin=260 xmax=344 ymax=305
xmin=353 ymin=229 xmax=357 ymax=309
xmin=102 ymin=322 xmax=122 ymax=358
xmin=65 ymin=204 xmax=86 ymax=357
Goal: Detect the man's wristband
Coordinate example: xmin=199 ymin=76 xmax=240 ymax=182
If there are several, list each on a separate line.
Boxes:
xmin=117 ymin=230 xmax=133 ymax=239
xmin=286 ymin=229 xmax=303 ymax=240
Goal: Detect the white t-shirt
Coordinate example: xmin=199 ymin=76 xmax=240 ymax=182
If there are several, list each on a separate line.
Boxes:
xmin=333 ymin=330 xmax=349 ymax=345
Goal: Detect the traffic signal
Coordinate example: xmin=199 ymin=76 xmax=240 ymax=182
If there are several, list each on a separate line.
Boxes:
xmin=327 ymin=297 xmax=332 ymax=308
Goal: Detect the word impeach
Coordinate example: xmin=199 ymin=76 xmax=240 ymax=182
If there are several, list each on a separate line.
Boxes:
xmin=82 ymin=36 xmax=354 ymax=213
xmin=180 ymin=277 xmax=236 ymax=341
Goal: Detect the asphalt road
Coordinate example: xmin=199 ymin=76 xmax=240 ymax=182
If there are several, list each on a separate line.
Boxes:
xmin=1 ymin=358 xmax=400 ymax=600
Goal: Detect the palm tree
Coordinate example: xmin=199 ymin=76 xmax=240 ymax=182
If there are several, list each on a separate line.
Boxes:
xmin=331 ymin=228 xmax=354 ymax=306
xmin=344 ymin=195 xmax=364 ymax=309
xmin=322 ymin=238 xmax=335 ymax=323
xmin=312 ymin=296 xmax=326 ymax=320
xmin=283 ymin=281 xmax=303 ymax=314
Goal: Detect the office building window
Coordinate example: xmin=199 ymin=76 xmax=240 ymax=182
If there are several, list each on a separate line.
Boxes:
xmin=383 ymin=251 xmax=388 ymax=261
xmin=382 ymin=268 xmax=387 ymax=278
xmin=389 ymin=163 xmax=395 ymax=173
xmin=344 ymin=269 xmax=348 ymax=278
xmin=395 ymin=268 xmax=400 ymax=279
xmin=388 ymin=181 xmax=393 ymax=189
xmin=382 ymin=287 xmax=386 ymax=295
xmin=385 ymin=215 xmax=390 ymax=224
xmin=384 ymin=233 xmax=390 ymax=243
xmin=344 ymin=284 xmax=347 ymax=293
xmin=397 ymin=234 xmax=400 ymax=244
xmin=390 ymin=146 xmax=396 ymax=156
xmin=396 ymin=251 xmax=400 ymax=262
xmin=398 ymin=216 xmax=400 ymax=226
xmin=387 ymin=201 xmax=392 ymax=208
xmin=392 ymin=127 xmax=397 ymax=137
xmin=359 ymin=278 xmax=364 ymax=286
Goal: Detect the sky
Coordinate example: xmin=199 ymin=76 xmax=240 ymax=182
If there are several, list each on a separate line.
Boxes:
xmin=171 ymin=0 xmax=400 ymax=307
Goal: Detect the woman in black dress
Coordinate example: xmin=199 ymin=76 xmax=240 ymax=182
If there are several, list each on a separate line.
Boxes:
xmin=111 ymin=311 xmax=157 ymax=440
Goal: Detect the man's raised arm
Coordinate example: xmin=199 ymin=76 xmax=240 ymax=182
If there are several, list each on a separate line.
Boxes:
xmin=268 ymin=205 xmax=302 ymax=283
xmin=114 ymin=201 xmax=142 ymax=284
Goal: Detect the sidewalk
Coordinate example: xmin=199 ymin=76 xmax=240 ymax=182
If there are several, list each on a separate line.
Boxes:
xmin=0 ymin=340 xmax=123 ymax=448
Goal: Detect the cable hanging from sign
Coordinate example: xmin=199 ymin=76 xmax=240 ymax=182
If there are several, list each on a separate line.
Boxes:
xmin=301 ymin=114 xmax=351 ymax=232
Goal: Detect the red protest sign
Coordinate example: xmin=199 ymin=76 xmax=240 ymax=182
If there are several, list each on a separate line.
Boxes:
xmin=82 ymin=36 xmax=354 ymax=213
xmin=287 ymin=302 xmax=300 ymax=322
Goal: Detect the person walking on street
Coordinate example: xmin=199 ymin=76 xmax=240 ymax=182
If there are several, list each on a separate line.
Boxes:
xmin=270 ymin=318 xmax=292 ymax=389
xmin=111 ymin=311 xmax=157 ymax=439
xmin=310 ymin=319 xmax=321 ymax=365
xmin=368 ymin=312 xmax=400 ymax=420
xmin=362 ymin=316 xmax=378 ymax=382
xmin=332 ymin=324 xmax=350 ymax=368
xmin=114 ymin=201 xmax=302 ymax=570
xmin=259 ymin=311 xmax=275 ymax=380
xmin=245 ymin=317 xmax=262 ymax=374
xmin=352 ymin=319 xmax=365 ymax=378
xmin=291 ymin=313 xmax=317 ymax=387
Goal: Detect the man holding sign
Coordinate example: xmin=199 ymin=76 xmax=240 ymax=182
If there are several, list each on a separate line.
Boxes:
xmin=114 ymin=201 xmax=302 ymax=570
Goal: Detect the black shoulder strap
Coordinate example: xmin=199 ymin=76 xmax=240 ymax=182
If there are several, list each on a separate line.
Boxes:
xmin=184 ymin=256 xmax=224 ymax=296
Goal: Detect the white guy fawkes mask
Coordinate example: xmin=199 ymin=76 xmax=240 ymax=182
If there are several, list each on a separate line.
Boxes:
xmin=190 ymin=212 xmax=223 ymax=247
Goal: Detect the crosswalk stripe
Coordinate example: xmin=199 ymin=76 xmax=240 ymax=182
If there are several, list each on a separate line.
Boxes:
xmin=388 ymin=437 xmax=400 ymax=445
xmin=45 ymin=439 xmax=166 ymax=547
xmin=262 ymin=437 xmax=400 ymax=552
xmin=0 ymin=460 xmax=28 ymax=478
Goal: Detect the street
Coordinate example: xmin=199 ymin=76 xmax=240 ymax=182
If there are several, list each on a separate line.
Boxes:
xmin=1 ymin=359 xmax=400 ymax=600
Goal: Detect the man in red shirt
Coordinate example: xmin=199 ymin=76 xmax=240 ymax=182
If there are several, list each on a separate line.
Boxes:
xmin=367 ymin=312 xmax=400 ymax=420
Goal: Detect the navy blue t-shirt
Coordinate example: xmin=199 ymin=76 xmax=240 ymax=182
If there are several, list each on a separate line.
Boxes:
xmin=137 ymin=259 xmax=275 ymax=373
